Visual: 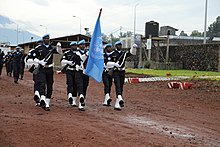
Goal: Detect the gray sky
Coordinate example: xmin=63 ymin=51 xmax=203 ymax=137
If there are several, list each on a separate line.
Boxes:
xmin=0 ymin=0 xmax=219 ymax=38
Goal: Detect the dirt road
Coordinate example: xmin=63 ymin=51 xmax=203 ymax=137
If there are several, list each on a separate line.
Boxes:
xmin=0 ymin=70 xmax=220 ymax=147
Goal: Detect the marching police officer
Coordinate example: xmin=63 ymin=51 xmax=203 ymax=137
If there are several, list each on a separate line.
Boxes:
xmin=60 ymin=41 xmax=85 ymax=110
xmin=110 ymin=41 xmax=137 ymax=110
xmin=12 ymin=46 xmax=23 ymax=84
xmin=31 ymin=34 xmax=63 ymax=111
xmin=19 ymin=49 xmax=26 ymax=80
xmin=26 ymin=39 xmax=43 ymax=106
xmin=4 ymin=50 xmax=13 ymax=76
xmin=102 ymin=44 xmax=114 ymax=106
xmin=0 ymin=49 xmax=4 ymax=78
xmin=76 ymin=39 xmax=89 ymax=110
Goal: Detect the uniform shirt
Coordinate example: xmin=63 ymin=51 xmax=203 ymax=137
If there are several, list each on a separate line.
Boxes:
xmin=3 ymin=53 xmax=12 ymax=63
xmin=111 ymin=49 xmax=132 ymax=71
xmin=26 ymin=48 xmax=36 ymax=61
xmin=0 ymin=51 xmax=5 ymax=64
xmin=12 ymin=50 xmax=23 ymax=62
xmin=103 ymin=51 xmax=114 ymax=72
xmin=77 ymin=49 xmax=88 ymax=71
xmin=60 ymin=50 xmax=82 ymax=69
xmin=33 ymin=44 xmax=58 ymax=65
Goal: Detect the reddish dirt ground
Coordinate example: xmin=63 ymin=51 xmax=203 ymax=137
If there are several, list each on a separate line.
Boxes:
xmin=0 ymin=68 xmax=220 ymax=147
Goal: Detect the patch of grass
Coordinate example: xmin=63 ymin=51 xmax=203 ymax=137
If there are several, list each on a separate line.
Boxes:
xmin=126 ymin=68 xmax=220 ymax=80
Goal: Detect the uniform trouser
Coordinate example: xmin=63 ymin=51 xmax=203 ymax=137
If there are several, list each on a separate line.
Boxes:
xmin=13 ymin=62 xmax=21 ymax=81
xmin=33 ymin=74 xmax=40 ymax=92
xmin=113 ymin=70 xmax=125 ymax=96
xmin=82 ymin=73 xmax=89 ymax=97
xmin=20 ymin=63 xmax=25 ymax=78
xmin=102 ymin=72 xmax=113 ymax=94
xmin=35 ymin=67 xmax=54 ymax=98
xmin=66 ymin=70 xmax=84 ymax=97
xmin=0 ymin=64 xmax=3 ymax=76
xmin=6 ymin=62 xmax=12 ymax=74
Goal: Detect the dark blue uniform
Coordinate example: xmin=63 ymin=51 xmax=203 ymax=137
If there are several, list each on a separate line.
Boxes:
xmin=33 ymin=44 xmax=58 ymax=100
xmin=61 ymin=49 xmax=85 ymax=106
xmin=103 ymin=52 xmax=114 ymax=96
xmin=0 ymin=50 xmax=4 ymax=77
xmin=12 ymin=49 xmax=23 ymax=83
xmin=111 ymin=41 xmax=137 ymax=110
xmin=26 ymin=48 xmax=41 ymax=104
xmin=20 ymin=53 xmax=26 ymax=80
xmin=4 ymin=52 xmax=13 ymax=76
xmin=111 ymin=50 xmax=132 ymax=96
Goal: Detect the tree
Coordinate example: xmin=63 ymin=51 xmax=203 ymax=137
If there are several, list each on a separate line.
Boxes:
xmin=179 ymin=31 xmax=188 ymax=36
xmin=207 ymin=16 xmax=220 ymax=37
xmin=190 ymin=30 xmax=202 ymax=37
xmin=102 ymin=33 xmax=109 ymax=43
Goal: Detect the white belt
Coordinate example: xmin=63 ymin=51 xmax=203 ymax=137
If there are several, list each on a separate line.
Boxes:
xmin=116 ymin=67 xmax=125 ymax=71
xmin=44 ymin=63 xmax=53 ymax=68
xmin=67 ymin=67 xmax=76 ymax=71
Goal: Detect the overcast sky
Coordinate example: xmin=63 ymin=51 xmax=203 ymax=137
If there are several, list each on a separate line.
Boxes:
xmin=0 ymin=0 xmax=219 ymax=38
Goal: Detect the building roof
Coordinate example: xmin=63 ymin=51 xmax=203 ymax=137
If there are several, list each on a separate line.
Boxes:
xmin=160 ymin=26 xmax=178 ymax=31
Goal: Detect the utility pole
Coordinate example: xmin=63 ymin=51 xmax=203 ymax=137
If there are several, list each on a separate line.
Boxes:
xmin=166 ymin=31 xmax=170 ymax=63
xmin=16 ymin=24 xmax=18 ymax=45
xmin=134 ymin=3 xmax=139 ymax=41
xmin=203 ymin=0 xmax=208 ymax=44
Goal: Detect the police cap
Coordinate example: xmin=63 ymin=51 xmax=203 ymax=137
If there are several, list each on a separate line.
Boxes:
xmin=104 ymin=44 xmax=112 ymax=49
xmin=114 ymin=41 xmax=122 ymax=46
xmin=78 ymin=39 xmax=85 ymax=45
xmin=42 ymin=34 xmax=50 ymax=39
xmin=70 ymin=41 xmax=77 ymax=46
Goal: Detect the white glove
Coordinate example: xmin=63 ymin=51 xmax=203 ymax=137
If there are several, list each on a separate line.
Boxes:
xmin=114 ymin=62 xmax=120 ymax=68
xmin=56 ymin=42 xmax=63 ymax=54
xmin=56 ymin=42 xmax=61 ymax=47
xmin=133 ymin=44 xmax=138 ymax=48
xmin=67 ymin=61 xmax=75 ymax=66
xmin=38 ymin=60 xmax=47 ymax=66
xmin=75 ymin=65 xmax=80 ymax=71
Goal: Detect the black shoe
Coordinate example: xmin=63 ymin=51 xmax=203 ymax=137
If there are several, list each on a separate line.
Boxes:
xmin=14 ymin=81 xmax=18 ymax=84
xmin=44 ymin=107 xmax=50 ymax=111
xmin=33 ymin=95 xmax=40 ymax=103
xmin=78 ymin=107 xmax=85 ymax=111
xmin=114 ymin=107 xmax=122 ymax=111
xmin=68 ymin=97 xmax=73 ymax=105
xmin=80 ymin=97 xmax=85 ymax=106
xmin=40 ymin=100 xmax=46 ymax=108
xmin=119 ymin=100 xmax=124 ymax=107
xmin=107 ymin=99 xmax=112 ymax=106
xmin=103 ymin=99 xmax=112 ymax=106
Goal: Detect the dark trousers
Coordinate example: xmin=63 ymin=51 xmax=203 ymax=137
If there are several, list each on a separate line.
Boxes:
xmin=66 ymin=70 xmax=84 ymax=97
xmin=13 ymin=62 xmax=21 ymax=82
xmin=6 ymin=62 xmax=12 ymax=75
xmin=0 ymin=64 xmax=3 ymax=76
xmin=102 ymin=72 xmax=113 ymax=94
xmin=113 ymin=70 xmax=125 ymax=96
xmin=33 ymin=74 xmax=40 ymax=92
xmin=35 ymin=67 xmax=54 ymax=98
xmin=82 ymin=73 xmax=89 ymax=97
xmin=20 ymin=62 xmax=25 ymax=79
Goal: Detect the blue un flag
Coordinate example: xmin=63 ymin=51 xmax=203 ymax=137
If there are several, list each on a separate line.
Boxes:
xmin=85 ymin=10 xmax=104 ymax=83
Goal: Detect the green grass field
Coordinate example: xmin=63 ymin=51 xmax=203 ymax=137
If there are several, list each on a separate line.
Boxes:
xmin=126 ymin=69 xmax=220 ymax=80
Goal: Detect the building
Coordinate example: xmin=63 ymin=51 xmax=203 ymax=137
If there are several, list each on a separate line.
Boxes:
xmin=159 ymin=26 xmax=178 ymax=36
xmin=0 ymin=42 xmax=11 ymax=54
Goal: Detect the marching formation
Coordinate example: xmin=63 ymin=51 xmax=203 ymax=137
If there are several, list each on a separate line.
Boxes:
xmin=0 ymin=47 xmax=26 ymax=83
xmin=0 ymin=33 xmax=137 ymax=112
